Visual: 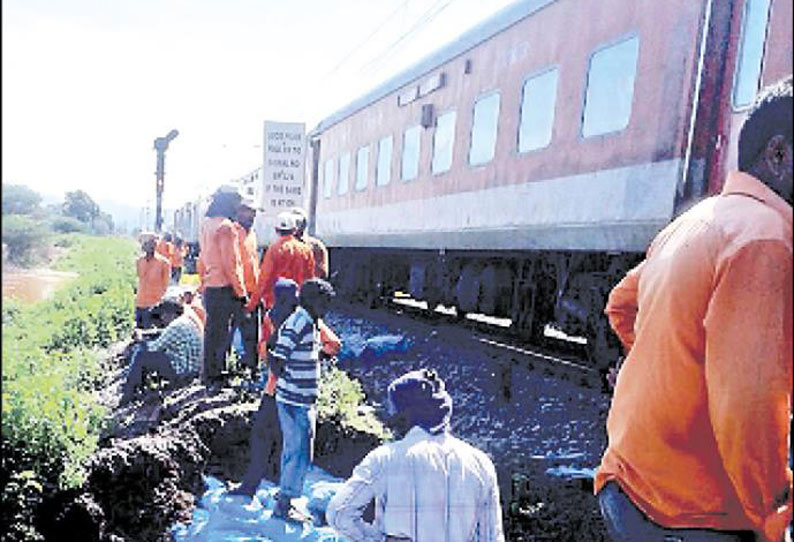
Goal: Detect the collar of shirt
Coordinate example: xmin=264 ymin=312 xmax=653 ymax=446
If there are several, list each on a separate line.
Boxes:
xmin=722 ymin=170 xmax=793 ymax=227
xmin=401 ymin=425 xmax=445 ymax=444
xmin=294 ymin=305 xmax=314 ymax=326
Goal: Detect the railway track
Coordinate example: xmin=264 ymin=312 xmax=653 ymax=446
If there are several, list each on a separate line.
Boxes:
xmin=336 ymin=293 xmax=608 ymax=391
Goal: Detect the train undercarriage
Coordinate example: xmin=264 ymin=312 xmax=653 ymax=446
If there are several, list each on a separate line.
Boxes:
xmin=329 ymin=247 xmax=642 ymax=373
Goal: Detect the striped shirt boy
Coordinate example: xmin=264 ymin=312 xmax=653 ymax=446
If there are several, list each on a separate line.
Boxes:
xmin=272 ymin=306 xmax=320 ymax=407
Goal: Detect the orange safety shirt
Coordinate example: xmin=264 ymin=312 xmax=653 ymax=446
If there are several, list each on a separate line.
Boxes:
xmin=183 ymin=303 xmax=205 ymax=332
xmin=304 ymin=234 xmax=329 ymax=279
xmin=171 ymin=245 xmax=185 ymax=269
xmin=187 ymin=297 xmax=206 ymax=327
xmin=234 ymin=222 xmax=259 ymax=296
xmin=156 ymin=239 xmax=174 ymax=261
xmin=595 ymin=171 xmax=792 ymax=542
xmin=198 ymin=216 xmax=246 ymax=298
xmin=246 ymin=234 xmax=315 ymax=311
xmin=135 ymin=253 xmax=171 ymax=308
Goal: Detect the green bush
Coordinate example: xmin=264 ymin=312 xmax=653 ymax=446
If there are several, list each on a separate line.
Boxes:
xmin=2 ymin=184 xmax=42 ymax=216
xmin=2 ymin=215 xmax=50 ymax=266
xmin=2 ymin=235 xmax=138 ymax=491
xmin=48 ymin=216 xmax=88 ymax=234
xmin=317 ymin=367 xmax=390 ymax=440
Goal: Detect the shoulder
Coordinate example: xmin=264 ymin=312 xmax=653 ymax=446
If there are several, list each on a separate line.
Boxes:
xmin=711 ymin=194 xmax=791 ymax=252
xmin=288 ymin=307 xmax=314 ymax=330
xmin=307 ymin=235 xmax=327 ymax=249
xmin=360 ymin=441 xmax=397 ymax=469
xmin=217 ymin=219 xmax=235 ymax=236
xmin=447 ymin=435 xmax=497 ymax=476
xmin=154 ymin=254 xmax=171 ymax=266
xmin=270 ymin=236 xmax=290 ymax=252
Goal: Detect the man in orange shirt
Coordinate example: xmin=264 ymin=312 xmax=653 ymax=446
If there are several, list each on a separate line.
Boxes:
xmin=198 ymin=186 xmax=247 ymax=389
xmin=156 ymin=232 xmax=174 ymax=262
xmin=290 ymin=207 xmax=329 ymax=279
xmin=245 ymin=211 xmax=315 ymax=313
xmin=230 ymin=196 xmax=261 ymax=376
xmin=596 ymin=76 xmax=792 ymax=542
xmin=135 ymin=232 xmax=171 ymax=329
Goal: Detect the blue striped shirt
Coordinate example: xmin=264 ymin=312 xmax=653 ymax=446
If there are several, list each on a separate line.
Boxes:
xmin=273 ymin=306 xmax=320 ymax=407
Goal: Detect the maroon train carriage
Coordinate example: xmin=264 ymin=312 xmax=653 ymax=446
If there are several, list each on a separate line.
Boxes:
xmin=305 ymin=0 xmax=792 ymax=372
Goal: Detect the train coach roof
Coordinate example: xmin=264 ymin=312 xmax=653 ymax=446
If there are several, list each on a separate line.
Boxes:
xmin=310 ymin=0 xmax=554 ymax=137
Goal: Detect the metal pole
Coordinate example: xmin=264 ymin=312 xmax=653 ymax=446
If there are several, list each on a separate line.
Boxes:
xmin=155 ymin=150 xmax=165 ymax=232
xmin=152 ymin=129 xmax=179 ymax=234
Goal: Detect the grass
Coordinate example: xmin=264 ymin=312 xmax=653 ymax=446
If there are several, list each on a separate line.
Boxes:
xmin=2 ymin=234 xmax=138 ymax=541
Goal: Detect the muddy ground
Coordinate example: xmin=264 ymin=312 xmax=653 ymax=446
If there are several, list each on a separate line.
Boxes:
xmin=326 ymin=305 xmax=612 ymax=541
xmin=39 ymin=305 xmax=612 ymax=541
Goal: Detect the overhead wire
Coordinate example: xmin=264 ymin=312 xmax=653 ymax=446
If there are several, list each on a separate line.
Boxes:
xmin=358 ymin=0 xmax=457 ymax=75
xmin=319 ymin=0 xmax=414 ymax=82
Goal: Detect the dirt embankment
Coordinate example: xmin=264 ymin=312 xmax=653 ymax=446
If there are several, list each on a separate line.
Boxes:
xmin=39 ymin=303 xmax=612 ymax=542
xmin=37 ymin=341 xmax=382 ymax=542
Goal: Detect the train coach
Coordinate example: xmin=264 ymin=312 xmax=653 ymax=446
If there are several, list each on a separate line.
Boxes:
xmin=305 ymin=0 xmax=792 ymax=370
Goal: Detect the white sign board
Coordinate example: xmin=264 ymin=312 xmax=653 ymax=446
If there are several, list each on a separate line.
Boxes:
xmin=260 ymin=121 xmax=306 ymax=243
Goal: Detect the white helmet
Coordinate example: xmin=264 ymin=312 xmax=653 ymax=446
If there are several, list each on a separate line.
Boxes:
xmin=275 ymin=211 xmax=297 ymax=233
xmin=289 ymin=207 xmax=309 ymax=228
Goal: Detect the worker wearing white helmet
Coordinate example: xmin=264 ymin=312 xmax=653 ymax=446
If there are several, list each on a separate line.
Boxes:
xmin=290 ymin=207 xmax=329 ymax=279
xmin=245 ymin=211 xmax=315 ymax=313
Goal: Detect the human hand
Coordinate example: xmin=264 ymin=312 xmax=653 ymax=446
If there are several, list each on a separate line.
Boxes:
xmin=606 ymin=356 xmax=625 ymax=390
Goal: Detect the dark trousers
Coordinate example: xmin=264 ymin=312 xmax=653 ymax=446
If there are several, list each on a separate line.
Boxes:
xmin=230 ymin=305 xmax=259 ymax=371
xmin=203 ymin=286 xmax=240 ymax=383
xmin=170 ymin=267 xmax=182 ymax=285
xmin=239 ymin=393 xmax=282 ymax=491
xmin=598 ymin=483 xmax=755 ymax=542
xmin=121 ymin=344 xmax=180 ymax=401
xmin=135 ymin=307 xmax=154 ymax=329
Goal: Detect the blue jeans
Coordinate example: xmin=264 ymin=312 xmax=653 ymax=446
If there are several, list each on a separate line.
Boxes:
xmin=276 ymin=400 xmax=315 ymax=499
xmin=598 ymin=483 xmax=755 ymax=542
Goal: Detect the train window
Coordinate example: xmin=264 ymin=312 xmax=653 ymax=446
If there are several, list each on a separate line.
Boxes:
xmin=518 ymin=67 xmax=558 ymax=152
xmin=376 ymin=135 xmax=393 ymax=186
xmin=355 ymin=145 xmax=370 ymax=191
xmin=402 ymin=125 xmax=421 ymax=181
xmin=469 ymin=92 xmax=501 ymax=166
xmin=432 ymin=110 xmax=457 ymax=174
xmin=732 ymin=0 xmax=772 ymax=109
xmin=338 ymin=152 xmax=350 ymax=196
xmin=323 ymin=158 xmax=334 ymax=199
xmin=582 ymin=35 xmax=639 ymax=138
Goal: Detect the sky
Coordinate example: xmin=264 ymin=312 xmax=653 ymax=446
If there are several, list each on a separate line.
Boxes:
xmin=2 ymin=0 xmax=516 ymax=226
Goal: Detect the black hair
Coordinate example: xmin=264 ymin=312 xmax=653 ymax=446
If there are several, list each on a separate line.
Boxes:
xmin=298 ymin=278 xmax=335 ymax=307
xmin=149 ymin=299 xmax=184 ymax=328
xmin=738 ymin=75 xmax=793 ymax=172
xmin=205 ymin=191 xmax=241 ymax=219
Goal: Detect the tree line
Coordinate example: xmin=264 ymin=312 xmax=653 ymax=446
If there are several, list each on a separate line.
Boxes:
xmin=2 ymin=184 xmax=115 ymax=266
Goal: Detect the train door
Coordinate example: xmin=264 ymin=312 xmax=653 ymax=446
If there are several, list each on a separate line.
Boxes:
xmin=707 ymin=0 xmax=793 ymax=194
